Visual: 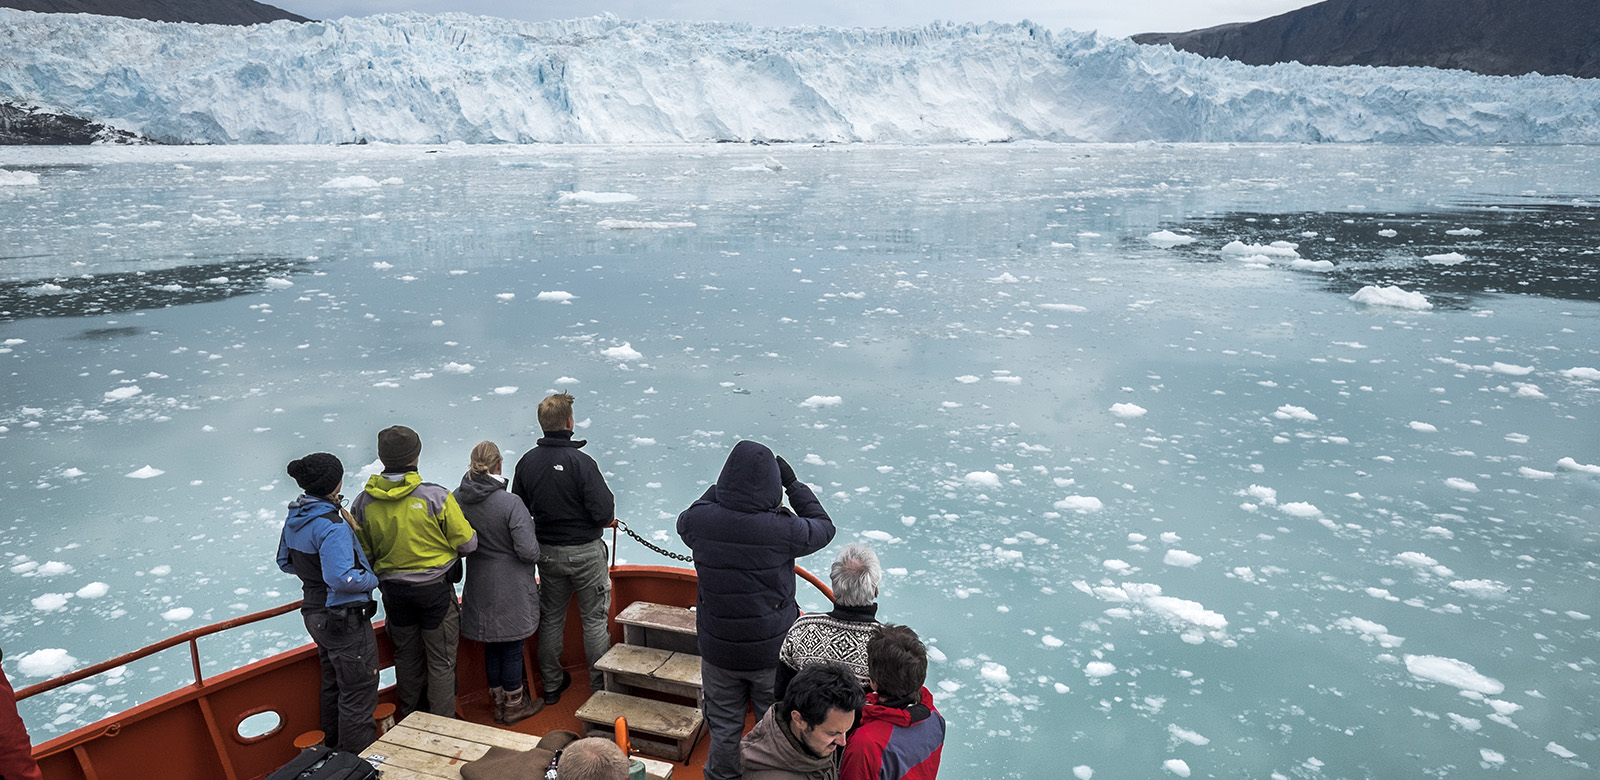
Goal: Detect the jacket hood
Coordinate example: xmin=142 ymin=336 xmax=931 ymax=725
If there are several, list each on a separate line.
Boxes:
xmin=454 ymin=471 xmax=506 ymax=505
xmin=364 ymin=471 xmax=422 ymax=500
xmin=862 ymin=687 xmax=936 ymax=728
xmin=742 ymin=704 xmax=837 ymax=776
xmin=284 ymin=494 xmax=339 ymax=533
xmin=714 ymin=440 xmax=783 ymax=513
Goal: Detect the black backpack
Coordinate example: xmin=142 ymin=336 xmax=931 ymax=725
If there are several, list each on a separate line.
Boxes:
xmin=265 ymin=745 xmax=380 ymax=780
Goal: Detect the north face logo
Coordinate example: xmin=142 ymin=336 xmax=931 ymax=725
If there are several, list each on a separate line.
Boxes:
xmin=554 ymin=465 xmax=564 ymax=471
xmin=411 ymin=501 xmax=424 ymax=510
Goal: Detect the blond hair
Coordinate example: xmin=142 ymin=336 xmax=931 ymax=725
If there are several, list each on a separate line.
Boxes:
xmin=467 ymin=440 xmax=502 ymax=476
xmin=538 ymin=392 xmax=575 ymax=433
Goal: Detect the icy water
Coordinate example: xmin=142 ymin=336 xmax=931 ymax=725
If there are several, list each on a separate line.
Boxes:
xmin=2 ymin=143 xmax=1598 ymax=779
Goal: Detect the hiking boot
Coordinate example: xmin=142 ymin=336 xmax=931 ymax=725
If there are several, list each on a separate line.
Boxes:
xmin=490 ymin=686 xmax=507 ymax=725
xmin=543 ymin=671 xmax=572 ymax=705
xmin=502 ymin=686 xmax=544 ymax=725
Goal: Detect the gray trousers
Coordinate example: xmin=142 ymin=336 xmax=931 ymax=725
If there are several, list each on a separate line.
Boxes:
xmin=382 ymin=580 xmax=461 ymax=718
xmin=700 ymin=659 xmax=775 ymax=780
xmin=536 ymin=539 xmax=613 ymax=693
xmin=303 ymin=607 xmax=380 ymax=753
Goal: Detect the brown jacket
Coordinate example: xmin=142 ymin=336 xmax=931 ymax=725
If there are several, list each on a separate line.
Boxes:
xmin=739 ymin=705 xmax=840 ymax=780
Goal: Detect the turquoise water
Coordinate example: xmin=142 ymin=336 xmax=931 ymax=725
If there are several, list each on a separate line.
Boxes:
xmin=2 ymin=143 xmax=1597 ymax=778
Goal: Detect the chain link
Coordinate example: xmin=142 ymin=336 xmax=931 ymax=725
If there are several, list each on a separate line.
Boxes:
xmin=615 ymin=520 xmax=695 ymax=563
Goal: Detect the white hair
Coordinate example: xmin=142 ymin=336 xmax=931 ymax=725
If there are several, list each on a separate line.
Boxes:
xmin=830 ymin=543 xmax=882 ymax=607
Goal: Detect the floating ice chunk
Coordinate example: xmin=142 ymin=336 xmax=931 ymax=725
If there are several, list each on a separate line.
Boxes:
xmin=1288 ymin=258 xmax=1336 ymax=272
xmin=1273 ymin=405 xmax=1317 ymax=421
xmin=1073 ymin=766 xmax=1092 ymax=780
xmin=32 ymin=593 xmax=70 ymax=611
xmin=1445 ymin=227 xmax=1484 ymax=236
xmin=861 ymin=530 xmax=894 ymax=543
xmin=61 ymin=467 xmax=85 ymax=478
xmin=442 ymin=362 xmax=474 ymax=374
xmin=980 ymin=662 xmax=1010 ymax=684
xmin=1278 ymin=502 xmax=1320 ymax=517
xmin=1145 ymin=230 xmax=1195 ymax=248
xmin=263 ymin=277 xmax=294 ymax=289
xmin=149 ymin=565 xmax=172 ymax=576
xmin=601 ymin=343 xmax=642 ymax=361
xmin=992 ymin=375 xmax=1021 ymax=384
xmin=1164 ymin=550 xmax=1202 ymax=568
xmin=1102 ymin=560 xmax=1132 ymax=573
xmin=1221 ymin=240 xmax=1298 ymax=258
xmin=1110 ymin=403 xmax=1147 ymax=418
xmin=1333 ymin=616 xmax=1403 ymax=647
xmin=3 ymin=338 xmax=24 ymax=346
xmin=1408 ymin=421 xmax=1437 ymax=433
xmin=799 ymin=395 xmax=842 ymax=409
xmin=1561 ymin=366 xmax=1600 ymax=381
xmin=1055 ymin=496 xmax=1103 ymax=512
xmin=1556 ymin=457 xmax=1600 ymax=474
xmin=1445 ymin=477 xmax=1478 ymax=492
xmin=75 ymin=582 xmax=109 ymax=599
xmin=1423 ymin=252 xmax=1469 ymax=265
xmin=1084 ymin=661 xmax=1116 ymax=678
xmin=1378 ymin=229 xmax=1398 ymax=237
xmin=1405 ymin=655 xmax=1503 ymax=694
xmin=535 ymin=291 xmax=576 ymax=303
xmin=492 ymin=386 xmax=518 ymax=395
xmin=1350 ymin=285 xmax=1432 ymax=310
xmin=1518 ymin=467 xmax=1554 ymax=480
xmin=559 ymin=191 xmax=638 ymax=204
xmin=125 ymin=465 xmax=164 ymax=479
xmin=1491 ymin=362 xmax=1534 ymax=376
xmin=0 ymin=169 xmax=42 ymax=186
xmin=495 ymin=292 xmax=515 ymax=300
xmin=162 ymin=607 xmax=195 ymax=621
xmin=1041 ymin=635 xmax=1064 ymax=648
xmin=597 ymin=219 xmax=697 ymax=229
xmin=320 ymin=175 xmax=381 ymax=189
xmin=632 ymin=437 xmax=656 ymax=446
xmin=1244 ymin=485 xmax=1277 ymax=505
xmin=1163 ymin=759 xmax=1191 ymax=777
xmin=936 ymin=680 xmax=960 ymax=693
xmin=1450 ymin=579 xmax=1508 ymax=597
xmin=1512 ymin=383 xmax=1545 ymax=398
xmin=964 ymin=471 xmax=1001 ymax=488
xmin=954 ymin=375 xmax=980 ymax=383
xmin=1167 ymin=725 xmax=1210 ymax=746
xmin=35 ymin=561 xmax=73 ymax=576
xmin=104 ymin=385 xmax=143 ymax=401
xmin=1546 ymin=742 xmax=1577 ymax=759
xmin=17 ymin=648 xmax=76 ymax=677
xmin=1039 ymin=303 xmax=1088 ymax=312
xmin=1396 ymin=551 xmax=1438 ymax=568
xmin=371 ymin=261 xmax=393 ymax=270
xmin=987 ymin=272 xmax=1020 ymax=283
xmin=1479 ymin=749 xmax=1505 ymax=766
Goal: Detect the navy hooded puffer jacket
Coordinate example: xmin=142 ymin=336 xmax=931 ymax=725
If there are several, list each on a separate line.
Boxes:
xmin=677 ymin=440 xmax=835 ymax=670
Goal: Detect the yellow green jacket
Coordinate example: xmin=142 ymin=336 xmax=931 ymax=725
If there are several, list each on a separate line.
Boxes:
xmin=351 ymin=471 xmax=477 ymax=579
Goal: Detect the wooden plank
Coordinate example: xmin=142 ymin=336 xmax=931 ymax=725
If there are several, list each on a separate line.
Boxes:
xmin=363 ymin=742 xmax=469 ymax=780
xmin=576 ymin=691 xmax=702 ymax=740
xmin=596 ymin=644 xmax=672 ymax=676
xmin=655 ymin=652 xmax=702 ymax=688
xmin=636 ymin=755 xmax=675 ymax=780
xmin=398 ymin=712 xmax=545 ymax=751
xmin=613 ymin=602 xmax=697 ymax=636
xmin=380 ymin=725 xmax=493 ymax=763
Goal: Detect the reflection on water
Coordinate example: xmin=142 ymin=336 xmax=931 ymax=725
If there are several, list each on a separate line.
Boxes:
xmin=0 ymin=256 xmax=309 ymax=321
xmin=1164 ymin=202 xmax=1600 ymax=304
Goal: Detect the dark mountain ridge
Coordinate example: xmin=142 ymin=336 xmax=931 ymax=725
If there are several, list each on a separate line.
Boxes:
xmin=1133 ymin=0 xmax=1600 ymax=79
xmin=0 ymin=0 xmax=309 ymax=25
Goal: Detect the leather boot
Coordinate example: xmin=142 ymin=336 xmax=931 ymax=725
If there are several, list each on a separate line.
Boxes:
xmin=501 ymin=686 xmax=543 ymax=726
xmin=490 ymin=686 xmax=507 ymax=725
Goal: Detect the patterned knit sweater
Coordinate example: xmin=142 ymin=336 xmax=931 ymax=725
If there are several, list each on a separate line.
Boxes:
xmin=778 ymin=603 xmax=880 ymax=688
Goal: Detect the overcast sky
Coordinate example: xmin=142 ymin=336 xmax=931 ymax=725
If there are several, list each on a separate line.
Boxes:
xmin=268 ymin=1 xmax=1317 ymax=38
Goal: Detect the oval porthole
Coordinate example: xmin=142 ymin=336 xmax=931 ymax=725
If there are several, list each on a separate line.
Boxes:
xmin=235 ymin=709 xmax=283 ymax=744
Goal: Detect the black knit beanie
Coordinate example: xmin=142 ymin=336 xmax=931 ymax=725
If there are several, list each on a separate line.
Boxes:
xmin=378 ymin=425 xmax=422 ymax=471
xmin=287 ymin=452 xmax=344 ymax=497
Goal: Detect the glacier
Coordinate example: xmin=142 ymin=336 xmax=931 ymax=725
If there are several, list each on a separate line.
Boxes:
xmin=3 ymin=8 xmax=1600 ymax=145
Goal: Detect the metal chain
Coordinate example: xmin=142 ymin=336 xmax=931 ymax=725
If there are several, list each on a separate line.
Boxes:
xmin=615 ymin=519 xmax=695 ymax=563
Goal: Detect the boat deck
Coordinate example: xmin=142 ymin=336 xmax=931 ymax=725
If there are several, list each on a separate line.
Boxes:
xmin=364 ymin=711 xmax=676 ymax=780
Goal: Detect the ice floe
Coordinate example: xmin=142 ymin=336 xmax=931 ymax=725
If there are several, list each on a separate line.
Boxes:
xmin=1350 ymin=285 xmax=1432 ymax=310
xmin=1404 ymin=655 xmax=1503 ymax=695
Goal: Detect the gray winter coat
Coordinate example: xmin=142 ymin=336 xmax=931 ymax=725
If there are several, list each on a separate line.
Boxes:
xmin=454 ymin=471 xmax=540 ymax=643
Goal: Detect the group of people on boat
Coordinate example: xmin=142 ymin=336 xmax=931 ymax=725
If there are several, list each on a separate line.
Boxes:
xmin=277 ymin=391 xmax=945 ymax=780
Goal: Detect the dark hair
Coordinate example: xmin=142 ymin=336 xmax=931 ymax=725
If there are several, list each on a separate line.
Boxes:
xmin=781 ymin=662 xmax=865 ymax=727
xmin=867 ymin=624 xmax=927 ymax=700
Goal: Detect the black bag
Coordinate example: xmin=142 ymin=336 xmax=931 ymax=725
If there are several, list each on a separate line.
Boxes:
xmin=265 ymin=745 xmax=380 ymax=780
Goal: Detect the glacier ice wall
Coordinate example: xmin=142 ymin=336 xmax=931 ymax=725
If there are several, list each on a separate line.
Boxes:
xmin=3 ymin=9 xmax=1599 ymax=145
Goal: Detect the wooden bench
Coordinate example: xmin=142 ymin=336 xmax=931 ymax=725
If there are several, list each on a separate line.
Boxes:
xmin=362 ymin=711 xmax=673 ymax=780
xmin=595 ymin=644 xmax=705 ymax=706
xmin=614 ymin=601 xmax=698 ymax=655
xmin=575 ymin=690 xmax=704 ymax=762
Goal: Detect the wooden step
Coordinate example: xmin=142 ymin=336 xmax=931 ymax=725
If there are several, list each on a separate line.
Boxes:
xmin=615 ymin=601 xmax=699 ymax=655
xmin=575 ymin=690 xmax=705 ymax=762
xmin=595 ymin=644 xmax=704 ymax=705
